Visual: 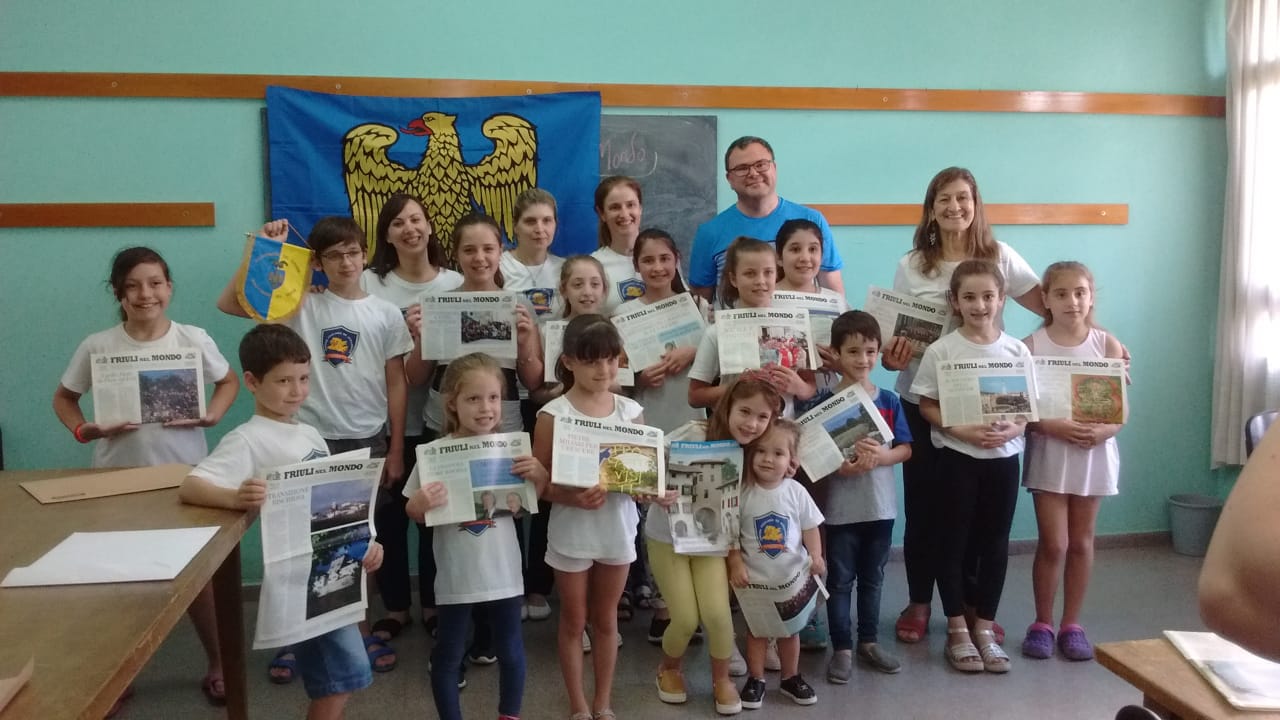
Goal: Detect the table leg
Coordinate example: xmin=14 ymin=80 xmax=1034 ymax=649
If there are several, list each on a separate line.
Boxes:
xmin=214 ymin=543 xmax=248 ymax=720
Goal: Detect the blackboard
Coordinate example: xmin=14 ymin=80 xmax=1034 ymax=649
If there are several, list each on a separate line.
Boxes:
xmin=599 ymin=115 xmax=718 ymax=275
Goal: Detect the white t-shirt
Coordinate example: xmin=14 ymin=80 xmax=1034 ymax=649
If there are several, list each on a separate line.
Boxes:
xmin=689 ymin=323 xmax=797 ymax=419
xmin=737 ymin=478 xmax=824 ymax=585
xmin=499 ymin=250 xmax=564 ymax=321
xmin=189 ymin=414 xmax=329 ymax=490
xmin=424 ymin=359 xmax=524 ymax=435
xmin=541 ymin=393 xmax=643 ymax=561
xmin=361 ymin=268 xmax=464 ymax=437
xmin=772 ymin=287 xmax=852 ymax=417
xmin=591 ymin=246 xmax=645 ymax=315
xmin=891 ymin=242 xmax=1039 ymax=403
xmin=401 ymin=450 xmax=523 ymax=604
xmin=909 ymin=330 xmax=1032 ymax=459
xmin=60 ymin=322 xmax=231 ymax=468
xmin=285 ymin=292 xmax=414 ymax=440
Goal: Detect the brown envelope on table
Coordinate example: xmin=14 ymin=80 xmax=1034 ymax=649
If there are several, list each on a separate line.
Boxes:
xmin=0 ymin=657 xmax=33 ymax=713
xmin=20 ymin=464 xmax=192 ymax=504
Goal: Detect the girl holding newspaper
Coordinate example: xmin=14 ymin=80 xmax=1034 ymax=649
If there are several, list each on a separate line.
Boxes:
xmin=909 ymin=260 xmax=1033 ymax=675
xmin=404 ymin=352 xmax=548 ymax=720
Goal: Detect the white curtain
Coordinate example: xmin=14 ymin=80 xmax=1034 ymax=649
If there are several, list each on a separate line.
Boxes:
xmin=1212 ymin=0 xmax=1280 ymax=466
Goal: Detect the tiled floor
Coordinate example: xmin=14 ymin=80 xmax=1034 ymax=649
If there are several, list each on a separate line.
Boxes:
xmin=122 ymin=543 xmax=1205 ymax=719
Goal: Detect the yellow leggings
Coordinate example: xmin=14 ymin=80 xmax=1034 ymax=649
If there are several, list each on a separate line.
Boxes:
xmin=645 ymin=538 xmax=735 ymax=660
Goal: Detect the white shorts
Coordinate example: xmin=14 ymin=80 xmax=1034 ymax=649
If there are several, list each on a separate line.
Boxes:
xmin=544 ymin=546 xmax=633 ymax=574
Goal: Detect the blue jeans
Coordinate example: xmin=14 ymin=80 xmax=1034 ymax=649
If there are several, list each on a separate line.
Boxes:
xmin=826 ymin=519 xmax=894 ymax=649
xmin=431 ymin=596 xmax=524 ymax=720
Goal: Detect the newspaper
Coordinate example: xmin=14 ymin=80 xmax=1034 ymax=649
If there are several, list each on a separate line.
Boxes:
xmin=255 ymin=453 xmax=382 ymax=649
xmin=1165 ymin=630 xmax=1280 ymax=711
xmin=543 ymin=319 xmax=634 ymax=386
xmin=734 ymin=560 xmax=829 ymax=639
xmin=715 ymin=308 xmax=817 ymax=375
xmin=796 ymin=383 xmax=895 ymax=481
xmin=1032 ymin=356 xmax=1126 ymax=423
xmin=864 ymin=286 xmax=954 ymax=359
xmin=938 ymin=357 xmax=1039 ymax=426
xmin=611 ymin=293 xmax=707 ymax=370
xmin=772 ymin=291 xmax=844 ymax=346
xmin=550 ymin=413 xmax=665 ymax=495
xmin=421 ymin=291 xmax=519 ymax=361
xmin=90 ymin=349 xmax=206 ymax=425
xmin=667 ymin=440 xmax=744 ymax=555
xmin=415 ymin=432 xmax=540 ymax=527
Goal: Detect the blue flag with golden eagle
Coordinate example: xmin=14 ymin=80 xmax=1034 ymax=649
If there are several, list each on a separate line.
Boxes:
xmin=266 ymin=86 xmax=602 ymax=259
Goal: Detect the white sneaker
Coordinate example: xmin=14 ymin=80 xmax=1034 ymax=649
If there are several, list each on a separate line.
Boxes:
xmin=728 ymin=642 xmax=747 ymax=677
xmin=617 ymin=631 xmax=624 ymax=648
xmin=520 ymin=602 xmax=529 ymax=621
xmin=765 ymin=639 xmax=781 ymax=671
xmin=582 ymin=630 xmax=593 ymax=654
xmin=526 ymin=595 xmax=552 ymax=621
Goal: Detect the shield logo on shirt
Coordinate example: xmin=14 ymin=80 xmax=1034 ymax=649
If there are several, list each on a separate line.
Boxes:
xmin=459 ymin=519 xmax=495 ymax=537
xmin=302 ymin=448 xmax=328 ymax=462
xmin=754 ymin=511 xmax=789 ymax=558
xmin=523 ymin=288 xmax=555 ymax=316
xmin=321 ymin=326 xmax=360 ymax=367
xmin=618 ymin=278 xmax=646 ymax=301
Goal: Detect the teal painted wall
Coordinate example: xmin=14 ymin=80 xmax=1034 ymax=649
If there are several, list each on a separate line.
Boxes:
xmin=1 ymin=1 xmax=1227 ymax=582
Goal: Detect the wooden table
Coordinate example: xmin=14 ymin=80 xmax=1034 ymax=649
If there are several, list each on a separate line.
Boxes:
xmin=0 ymin=468 xmax=251 ymax=719
xmin=1097 ymin=638 xmax=1280 ymax=720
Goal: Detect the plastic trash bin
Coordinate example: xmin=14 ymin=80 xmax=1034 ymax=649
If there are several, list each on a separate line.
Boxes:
xmin=1167 ymin=493 xmax=1224 ymax=557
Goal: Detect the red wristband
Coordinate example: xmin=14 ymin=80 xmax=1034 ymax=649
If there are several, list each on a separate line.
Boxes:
xmin=73 ymin=422 xmax=91 ymax=444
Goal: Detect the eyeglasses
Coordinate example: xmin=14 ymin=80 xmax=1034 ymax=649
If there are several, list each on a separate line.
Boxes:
xmin=727 ymin=159 xmax=774 ymax=178
xmin=319 ymin=249 xmax=364 ymax=263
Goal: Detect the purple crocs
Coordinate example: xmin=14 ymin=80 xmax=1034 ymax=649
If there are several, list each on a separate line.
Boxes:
xmin=1021 ymin=622 xmax=1055 ymax=659
xmin=1057 ymin=624 xmax=1094 ymax=661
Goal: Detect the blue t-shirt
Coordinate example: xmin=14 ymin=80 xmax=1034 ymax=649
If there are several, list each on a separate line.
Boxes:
xmin=688 ymin=197 xmax=843 ymax=290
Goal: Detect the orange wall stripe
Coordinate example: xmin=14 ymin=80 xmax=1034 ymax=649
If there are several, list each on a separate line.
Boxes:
xmin=811 ymin=203 xmax=1128 ymax=226
xmin=0 ymin=73 xmax=1225 ymax=117
xmin=0 ymin=203 xmax=216 ymax=228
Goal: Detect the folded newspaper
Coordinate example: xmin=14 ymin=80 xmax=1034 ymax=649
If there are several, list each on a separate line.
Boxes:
xmin=715 ymin=308 xmax=817 ymax=375
xmin=667 ymin=440 xmax=743 ymax=555
xmin=91 ymin=349 xmax=206 ymax=425
xmin=772 ymin=291 xmax=845 ymax=347
xmin=255 ymin=452 xmax=382 ymax=649
xmin=864 ymin=286 xmax=953 ymax=359
xmin=938 ymin=357 xmax=1039 ymax=426
xmin=543 ymin=319 xmax=634 ymax=386
xmin=415 ymin=432 xmax=539 ymax=527
xmin=734 ymin=560 xmax=829 ymax=639
xmin=1165 ymin=630 xmax=1280 ymax=710
xmin=796 ymin=383 xmax=894 ymax=481
xmin=611 ymin=293 xmax=707 ymax=371
xmin=551 ymin=414 xmax=665 ymax=495
xmin=421 ymin=291 xmax=519 ymax=361
xmin=1033 ymin=356 xmax=1126 ymax=423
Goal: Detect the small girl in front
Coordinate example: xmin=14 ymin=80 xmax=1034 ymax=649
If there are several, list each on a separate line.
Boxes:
xmin=404 ymin=352 xmax=548 ymax=720
xmin=1020 ymin=261 xmax=1126 ymax=662
xmin=532 ymin=314 xmax=667 ymax=720
xmin=910 ymin=259 xmax=1031 ymax=674
xmin=728 ymin=419 xmax=825 ymax=709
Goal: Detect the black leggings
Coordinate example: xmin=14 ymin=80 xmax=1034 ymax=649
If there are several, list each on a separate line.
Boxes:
xmin=520 ymin=399 xmax=555 ymax=596
xmin=933 ymin=448 xmax=1020 ymax=620
xmin=373 ymin=433 xmax=437 ymax=611
xmin=900 ymin=401 xmax=940 ymax=605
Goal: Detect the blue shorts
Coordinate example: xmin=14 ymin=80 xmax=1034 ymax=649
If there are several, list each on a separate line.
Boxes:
xmin=293 ymin=624 xmax=372 ymax=700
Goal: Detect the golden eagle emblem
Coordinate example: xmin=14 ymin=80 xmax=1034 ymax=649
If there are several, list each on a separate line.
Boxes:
xmin=343 ymin=113 xmax=537 ymax=258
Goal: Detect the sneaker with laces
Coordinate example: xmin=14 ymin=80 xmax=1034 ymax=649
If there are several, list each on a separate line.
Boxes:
xmin=780 ymin=674 xmax=816 ymax=706
xmin=739 ymin=677 xmax=766 ymax=710
xmin=728 ymin=643 xmax=747 ymax=677
xmin=714 ymin=679 xmax=743 ymax=715
xmin=857 ymin=642 xmax=901 ymax=674
xmin=656 ymin=667 xmax=687 ymax=704
xmin=764 ymin=640 xmax=781 ymax=672
xmin=826 ymin=649 xmax=852 ymax=684
xmin=648 ymin=617 xmax=670 ymax=645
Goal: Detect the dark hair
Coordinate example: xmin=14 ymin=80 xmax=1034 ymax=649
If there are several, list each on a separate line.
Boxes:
xmin=555 ymin=314 xmax=624 ymax=390
xmin=706 ymin=374 xmax=783 ymax=442
xmin=718 ymin=236 xmax=775 ymax=309
xmin=912 ymin=167 xmax=998 ymax=278
xmin=307 ymin=216 xmax=366 ymax=255
xmin=107 ymin=247 xmax=171 ymax=322
xmin=774 ymin=218 xmax=823 ymax=284
xmin=451 ymin=213 xmax=506 ymax=288
xmin=369 ymin=193 xmax=448 ymax=278
xmin=830 ymin=310 xmax=881 ymax=350
xmin=948 ymin=260 xmax=1005 ymax=318
xmin=239 ymin=324 xmax=310 ymax=380
xmin=593 ymin=176 xmax=643 ymax=249
xmin=724 ymin=136 xmax=774 ymax=171
xmin=633 ymin=228 xmax=688 ymax=294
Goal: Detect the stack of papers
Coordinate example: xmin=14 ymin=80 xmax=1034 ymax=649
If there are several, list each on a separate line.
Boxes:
xmin=0 ymin=527 xmax=219 ymax=587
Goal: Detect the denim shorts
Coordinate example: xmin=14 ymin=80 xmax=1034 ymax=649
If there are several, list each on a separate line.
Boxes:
xmin=293 ymin=624 xmax=373 ymax=700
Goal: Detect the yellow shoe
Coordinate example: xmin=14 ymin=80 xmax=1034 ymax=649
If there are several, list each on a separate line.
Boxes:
xmin=656 ymin=667 xmax=687 ymax=704
xmin=714 ymin=679 xmax=743 ymax=715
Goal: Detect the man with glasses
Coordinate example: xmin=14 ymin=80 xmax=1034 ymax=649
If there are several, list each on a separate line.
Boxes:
xmin=689 ymin=136 xmax=845 ymax=304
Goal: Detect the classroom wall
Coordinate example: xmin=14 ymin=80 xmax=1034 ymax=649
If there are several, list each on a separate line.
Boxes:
xmin=0 ymin=0 xmax=1228 ymax=583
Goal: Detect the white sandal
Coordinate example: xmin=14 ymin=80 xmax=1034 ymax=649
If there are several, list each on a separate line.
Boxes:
xmin=974 ymin=629 xmax=1011 ymax=673
xmin=945 ymin=628 xmax=983 ymax=673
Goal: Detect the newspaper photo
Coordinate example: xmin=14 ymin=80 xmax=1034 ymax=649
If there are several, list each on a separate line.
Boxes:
xmin=551 ymin=414 xmax=665 ymax=495
xmin=1032 ymin=357 xmax=1127 ymax=423
xmin=938 ymin=358 xmax=1039 ymax=426
xmin=796 ymin=383 xmax=895 ymax=481
xmin=772 ymin=291 xmax=844 ymax=347
xmin=90 ymin=349 xmax=206 ymax=425
xmin=864 ymin=286 xmax=954 ymax=359
xmin=715 ymin=308 xmax=817 ymax=375
xmin=734 ymin=560 xmax=829 ymax=639
xmin=415 ymin=432 xmax=540 ymax=528
xmin=611 ymin=293 xmax=707 ymax=370
xmin=667 ymin=440 xmax=744 ymax=555
xmin=543 ymin=319 xmax=634 ymax=386
xmin=1165 ymin=631 xmax=1280 ymax=711
xmin=255 ymin=453 xmax=382 ymax=649
xmin=421 ymin=291 xmax=519 ymax=361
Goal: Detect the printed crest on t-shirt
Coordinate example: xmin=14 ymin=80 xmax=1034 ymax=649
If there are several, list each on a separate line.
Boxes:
xmin=618 ymin=278 xmax=646 ymax=301
xmin=321 ymin=326 xmax=360 ymax=367
xmin=458 ymin=519 xmax=495 ymax=536
xmin=523 ymin=288 xmax=555 ymax=316
xmin=302 ymin=447 xmax=328 ymax=462
xmin=753 ymin=511 xmax=789 ymax=558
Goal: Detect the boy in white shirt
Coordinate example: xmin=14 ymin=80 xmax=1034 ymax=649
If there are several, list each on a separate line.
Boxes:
xmin=180 ymin=324 xmax=384 ymax=720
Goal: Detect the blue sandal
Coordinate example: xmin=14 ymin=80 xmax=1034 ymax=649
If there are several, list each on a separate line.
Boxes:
xmin=364 ymin=634 xmax=398 ymax=672
xmin=267 ymin=649 xmax=296 ymax=684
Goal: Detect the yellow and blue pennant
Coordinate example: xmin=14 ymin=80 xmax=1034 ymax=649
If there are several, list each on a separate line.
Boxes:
xmin=234 ymin=233 xmax=313 ymax=322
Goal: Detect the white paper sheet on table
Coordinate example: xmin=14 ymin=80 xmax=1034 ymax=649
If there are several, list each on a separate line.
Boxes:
xmin=0 ymin=527 xmax=220 ymax=587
